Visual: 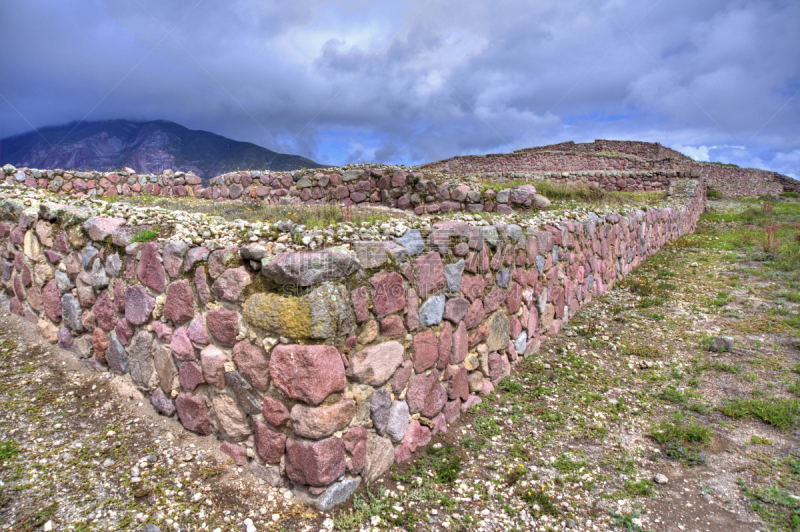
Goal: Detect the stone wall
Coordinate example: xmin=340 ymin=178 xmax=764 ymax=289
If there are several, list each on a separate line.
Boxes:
xmin=0 ymin=164 xmax=550 ymax=215
xmin=420 ymin=147 xmax=793 ymax=197
xmin=0 ymin=178 xmax=706 ymax=509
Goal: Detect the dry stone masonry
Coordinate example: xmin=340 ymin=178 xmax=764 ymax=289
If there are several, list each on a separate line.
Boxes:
xmin=0 ymin=164 xmax=550 ymax=216
xmin=0 ymin=167 xmax=706 ymax=510
xmin=420 ymin=140 xmax=797 ymax=197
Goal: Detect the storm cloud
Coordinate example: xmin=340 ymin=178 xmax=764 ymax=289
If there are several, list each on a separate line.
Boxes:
xmin=1 ymin=0 xmax=798 ymax=175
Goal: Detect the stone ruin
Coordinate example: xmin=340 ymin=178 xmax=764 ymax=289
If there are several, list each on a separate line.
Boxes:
xmin=0 ymin=160 xmax=707 ymax=510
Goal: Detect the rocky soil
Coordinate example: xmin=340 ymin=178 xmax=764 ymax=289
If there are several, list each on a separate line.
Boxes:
xmin=1 ymin=197 xmax=798 ymax=532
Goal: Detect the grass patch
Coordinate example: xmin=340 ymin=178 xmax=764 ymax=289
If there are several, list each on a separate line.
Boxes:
xmin=622 ymin=478 xmax=655 ymax=498
xmin=0 ymin=439 xmax=20 ymax=462
xmin=720 ymin=398 xmax=800 ymax=430
xmin=709 ymin=361 xmax=741 ymax=374
xmin=473 ymin=415 xmax=502 ymax=438
xmin=391 ymin=444 xmax=462 ymax=485
xmin=129 ymin=228 xmax=158 ymax=243
xmin=518 ymin=486 xmax=559 ymax=517
xmin=649 ymin=413 xmax=712 ymax=466
xmin=552 ymin=452 xmax=590 ymax=473
xmin=737 ymin=454 xmax=800 ymax=531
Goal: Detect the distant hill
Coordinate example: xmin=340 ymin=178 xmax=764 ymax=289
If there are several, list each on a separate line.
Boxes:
xmin=0 ymin=119 xmax=325 ymax=179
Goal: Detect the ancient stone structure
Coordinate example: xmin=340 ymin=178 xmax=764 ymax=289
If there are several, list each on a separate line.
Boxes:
xmin=0 ymin=173 xmax=705 ymax=509
xmin=421 ymin=140 xmax=797 ymax=196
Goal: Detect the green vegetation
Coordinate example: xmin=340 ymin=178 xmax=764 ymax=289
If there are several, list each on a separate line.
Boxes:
xmin=649 ymin=413 xmax=712 ymax=466
xmin=721 ymin=398 xmax=800 ymax=430
xmin=737 ymin=454 xmax=800 ymax=531
xmin=518 ymin=486 xmax=559 ymax=516
xmin=622 ymin=478 xmax=655 ymax=498
xmin=0 ymin=438 xmax=20 ymax=462
xmin=130 ymin=228 xmax=158 ymax=243
xmin=392 ymin=444 xmax=463 ymax=485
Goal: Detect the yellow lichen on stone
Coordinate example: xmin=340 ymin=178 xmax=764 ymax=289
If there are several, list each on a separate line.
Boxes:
xmin=244 ymin=292 xmax=312 ymax=339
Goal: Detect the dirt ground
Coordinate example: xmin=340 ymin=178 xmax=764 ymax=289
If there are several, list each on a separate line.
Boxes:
xmin=1 ymin=197 xmax=798 ymax=532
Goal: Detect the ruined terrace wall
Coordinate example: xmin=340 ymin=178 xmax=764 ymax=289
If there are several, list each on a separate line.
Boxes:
xmin=0 ymin=178 xmax=705 ymax=508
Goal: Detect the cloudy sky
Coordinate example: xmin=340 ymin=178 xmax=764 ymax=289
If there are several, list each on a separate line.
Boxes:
xmin=1 ymin=0 xmax=798 ymax=176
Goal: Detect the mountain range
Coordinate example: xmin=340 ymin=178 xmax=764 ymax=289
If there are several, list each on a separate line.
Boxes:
xmin=0 ymin=119 xmax=325 ymax=179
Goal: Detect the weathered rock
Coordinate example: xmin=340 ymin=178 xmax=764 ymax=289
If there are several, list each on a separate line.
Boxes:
xmin=94 ymin=291 xmax=116 ymax=331
xmin=262 ymin=252 xmax=359 ymax=287
xmin=249 ymin=463 xmax=283 ymax=487
xmin=57 ymin=327 xmax=72 ymax=349
xmin=178 ymin=361 xmax=205 ymax=391
xmin=419 ymin=294 xmax=445 ymax=326
xmin=369 ymin=272 xmax=406 ymax=317
xmin=290 ymin=399 xmax=356 ymax=439
xmin=357 ymin=319 xmax=378 ymax=344
xmin=194 ymin=266 xmax=210 ymax=305
xmin=220 ymin=441 xmax=248 ymax=466
xmin=353 ymin=241 xmax=388 ymax=269
xmin=212 ymin=394 xmax=251 ymax=441
xmin=370 ymin=390 xmax=392 ymax=436
xmin=150 ymin=387 xmax=176 ymax=417
xmin=412 ymin=329 xmax=438 ymax=372
xmin=393 ymin=229 xmax=426 ymax=256
xmin=451 ymin=322 xmax=469 ymax=364
xmin=488 ymin=352 xmax=511 ymax=382
xmin=170 ymin=326 xmax=196 ymax=360
xmin=348 ymin=341 xmax=404 ymax=386
xmin=176 ymin=393 xmax=211 ymax=435
xmin=162 ymin=242 xmax=190 ymax=278
xmin=224 ymin=371 xmax=262 ymax=415
xmin=137 ymin=242 xmax=166 ymax=292
xmin=444 ymin=365 xmax=469 ymax=401
xmin=362 ymin=434 xmax=394 ymax=482
xmin=105 ymin=335 xmax=128 ymax=373
xmin=208 ymin=246 xmax=239 ymax=279
xmin=183 ymin=247 xmax=208 ymax=272
xmin=61 ymin=293 xmax=84 ymax=332
xmin=163 ymin=280 xmax=195 ymax=324
xmin=485 ymin=311 xmax=510 ymax=352
xmin=406 ymin=371 xmax=447 ymax=418
xmin=391 ymin=360 xmax=413 ymax=394
xmin=232 ymin=340 xmax=269 ymax=391
xmin=199 ymin=345 xmax=226 ymax=388
xmin=128 ymin=331 xmax=158 ymax=391
xmin=124 ymin=285 xmax=155 ymax=326
xmin=262 ymin=396 xmax=291 ymax=427
xmin=379 ymin=315 xmax=404 ymax=337
xmin=243 ymin=283 xmax=355 ymax=340
xmin=292 ymin=477 xmax=361 ymax=512
xmin=154 ymin=345 xmax=178 ymax=394
xmin=386 ymin=400 xmax=410 ymax=443
xmin=405 ymin=287 xmax=420 ymax=331
xmin=214 ymin=267 xmax=252 ymax=301
xmin=414 ymin=252 xmax=445 ymax=298
xmin=186 ymin=314 xmax=209 ymax=345
xmin=206 ymin=307 xmax=239 ymax=347
xmin=270 ymin=345 xmax=346 ymax=405
xmin=91 ymin=260 xmax=109 ymax=290
xmin=350 ymin=286 xmax=369 ymax=323
xmin=37 ymin=320 xmax=59 ymax=344
xmin=443 ymin=296 xmax=470 ymax=324
xmin=285 ymin=436 xmax=347 ymax=487
xmin=42 ymin=279 xmax=62 ymax=323
xmin=444 ymin=259 xmax=465 ymax=294
xmin=83 ymin=216 xmax=126 ymax=242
